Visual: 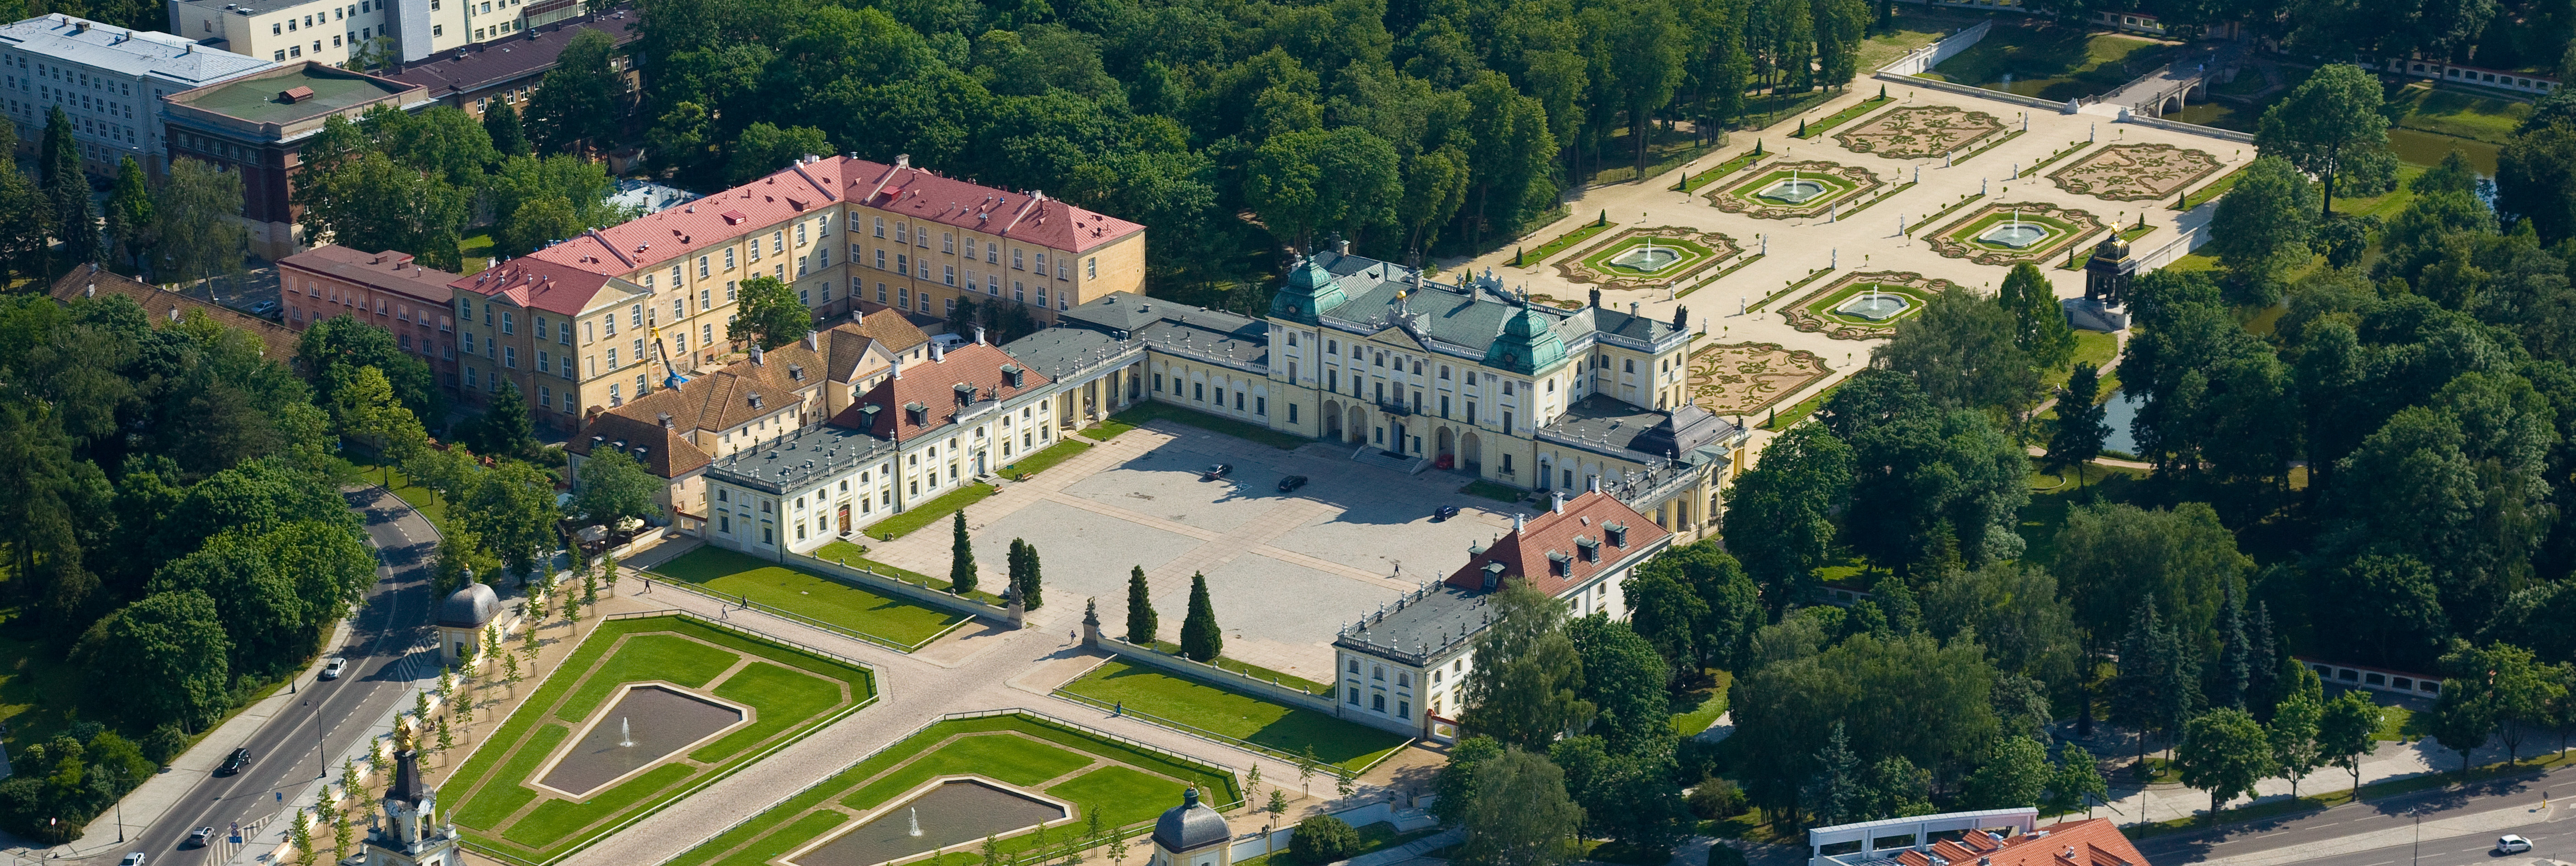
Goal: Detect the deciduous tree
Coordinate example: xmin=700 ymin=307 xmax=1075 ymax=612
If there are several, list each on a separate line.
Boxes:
xmin=2176 ymin=707 xmax=2274 ymax=820
xmin=729 ymin=275 xmax=814 ymax=351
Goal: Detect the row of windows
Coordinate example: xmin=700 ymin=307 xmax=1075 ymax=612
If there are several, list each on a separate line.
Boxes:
xmin=866 ymin=217 xmax=1100 ymax=281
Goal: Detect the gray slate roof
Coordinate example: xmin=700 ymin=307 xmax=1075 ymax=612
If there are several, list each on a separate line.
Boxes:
xmin=1151 ymin=788 xmax=1230 ymax=852
xmin=437 ymin=581 xmax=501 ymax=629
xmin=0 ymin=14 xmax=274 ymax=86
xmin=1541 ymin=394 xmax=1743 ymax=464
xmin=1272 ymin=250 xmax=1687 ymax=374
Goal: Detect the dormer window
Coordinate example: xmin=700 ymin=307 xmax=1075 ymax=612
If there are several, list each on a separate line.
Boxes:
xmin=788 ymin=364 xmax=805 ymax=381
xmin=905 ymin=401 xmax=928 ymax=425
xmin=1575 ymin=536 xmax=1600 ymax=562
xmin=1001 ymin=364 xmax=1024 ymax=388
xmin=1547 ymin=552 xmax=1571 ymax=576
xmin=1480 ymin=561 xmax=1506 ymax=590
xmin=954 ymin=383 xmax=974 ymax=405
xmin=1604 ymin=522 xmax=1628 ymax=547
xmin=748 ymin=394 xmax=764 ymax=409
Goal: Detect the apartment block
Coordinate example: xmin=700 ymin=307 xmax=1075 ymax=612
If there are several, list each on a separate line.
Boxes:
xmin=277 ymin=243 xmax=460 ymax=382
xmin=0 ymin=13 xmax=274 ymax=177
xmin=171 ymin=0 xmax=555 ymax=65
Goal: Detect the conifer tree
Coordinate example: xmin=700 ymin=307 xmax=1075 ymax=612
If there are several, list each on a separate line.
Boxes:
xmin=950 ymin=511 xmax=978 ymax=594
xmin=1178 ymin=572 xmax=1221 ymax=661
xmin=1125 ymin=566 xmax=1157 ymax=644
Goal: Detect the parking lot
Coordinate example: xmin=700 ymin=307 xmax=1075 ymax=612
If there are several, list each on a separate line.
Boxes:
xmin=868 ymin=417 xmax=1522 ymax=680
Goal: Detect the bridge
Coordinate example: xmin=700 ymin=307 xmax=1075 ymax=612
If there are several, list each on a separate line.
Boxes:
xmin=2101 ymin=43 xmax=2241 ymax=117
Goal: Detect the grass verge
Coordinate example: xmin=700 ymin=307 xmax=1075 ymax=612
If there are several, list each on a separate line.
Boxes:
xmin=2123 ymin=749 xmax=2576 ymax=841
xmin=2020 ymin=140 xmax=2094 ymax=178
xmin=1056 ymin=659 xmax=1409 ymax=773
xmin=1518 ymin=219 xmax=1614 ymax=267
xmin=1758 ymin=380 xmax=1843 ymax=431
xmin=1674 ymin=253 xmax=1766 ymax=299
xmin=1678 ymin=150 xmax=1765 ymax=192
xmin=1672 ymin=670 xmax=1733 ymax=735
xmin=861 ymin=483 xmax=999 ymax=540
xmin=647 ymin=547 xmax=970 ymax=649
xmin=2176 ymin=164 xmax=2250 ymax=210
xmin=1001 ymin=438 xmax=1093 ymax=479
xmin=1791 ymin=95 xmax=1893 ymax=139
xmin=1951 ymin=127 xmax=2027 ymax=165
xmin=1907 ymin=192 xmax=1987 ymax=237
xmin=1137 ymin=641 xmax=1332 ymax=695
xmin=1460 ymin=479 xmax=1526 ymax=503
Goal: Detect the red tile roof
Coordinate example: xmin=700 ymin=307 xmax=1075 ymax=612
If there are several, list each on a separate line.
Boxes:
xmin=1891 ymin=820 xmax=2143 ymax=866
xmin=1443 ymin=490 xmax=1669 ymax=597
xmin=49 ymin=265 xmax=300 ymax=361
xmin=278 ymin=244 xmax=460 ymax=305
xmin=524 ymin=155 xmax=1144 ymax=278
xmin=841 ymin=157 xmax=1143 ymax=254
xmin=450 ymin=256 xmax=632 ymax=316
xmin=832 ymin=341 xmax=1051 ymax=442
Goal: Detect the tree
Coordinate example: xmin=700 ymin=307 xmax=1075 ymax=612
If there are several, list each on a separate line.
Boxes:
xmin=526 ymin=29 xmax=626 ymax=155
xmin=2499 ymin=121 xmax=2576 ymax=244
xmin=727 ymin=123 xmax=835 ymax=184
xmin=105 ymin=156 xmax=153 ymax=270
xmin=2047 ymin=744 xmax=2109 ymax=816
xmin=1920 ymin=561 xmax=2081 ymax=687
xmin=1962 ymin=736 xmax=2051 ymax=810
xmin=296 ymin=151 xmax=472 ymax=272
xmin=458 ymin=460 xmax=561 ymax=582
xmin=144 ymin=156 xmax=249 ymax=291
xmin=1619 ymin=565 xmax=1707 ymax=680
xmin=299 ymin=313 xmax=443 ymax=425
xmin=2206 ymin=156 xmax=2318 ymax=292
xmin=72 ymin=590 xmax=232 ymax=729
xmin=41 ymin=108 xmax=99 ymax=265
xmin=1720 ymin=422 xmax=1851 ymax=613
xmin=2046 ymin=363 xmax=2110 ymax=479
xmin=0 ymin=153 xmax=50 ymax=282
xmin=467 ymin=382 xmax=535 ymax=458
xmin=2176 ymin=707 xmax=2274 ymax=819
xmin=2255 ymin=64 xmax=2393 ymax=217
xmin=1179 ymin=572 xmax=1222 ymax=661
xmin=1125 ymin=565 xmax=1156 ymax=643
xmin=2268 ymin=683 xmax=2323 ymax=797
xmin=1008 ymin=538 xmax=1045 ymax=610
xmin=2428 ymin=673 xmax=2496 ymax=773
xmin=2055 ymin=502 xmax=2247 ymax=659
xmin=2318 ymin=689 xmax=2384 ymax=792
xmin=1874 ymin=285 xmax=2040 ymax=418
xmin=574 ymin=447 xmax=665 ymax=526
xmin=1729 ymin=633 xmax=2000 ymax=818
xmin=949 ymin=511 xmax=977 ymax=593
xmin=1460 ymin=580 xmax=1591 ymax=751
xmin=1454 ymin=748 xmax=1583 ymax=866
xmin=2445 ymin=642 xmax=2562 ymax=764
xmin=334 ymin=366 xmax=430 ymax=487
xmin=483 ymin=99 xmax=531 ymax=157
xmin=1998 ymin=263 xmax=2076 ymax=372
xmin=1288 ymin=815 xmax=1359 ymax=864
xmin=499 ymin=195 xmax=583 ymax=260
xmin=1564 ymin=616 xmax=1668 ymax=753
xmin=730 ymin=275 xmax=814 ymax=351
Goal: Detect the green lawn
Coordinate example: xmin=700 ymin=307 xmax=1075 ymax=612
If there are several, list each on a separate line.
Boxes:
xmin=1672 ymin=670 xmax=1732 ymax=736
xmin=1791 ymin=95 xmax=1892 ymax=139
xmin=1002 ymin=438 xmax=1093 ymax=478
xmin=1057 ymin=660 xmax=1410 ymax=773
xmin=2041 ymin=331 xmax=2119 ymax=393
xmin=1102 ymin=402 xmax=1308 ymax=450
xmin=1236 ymin=822 xmax=1445 ymax=866
xmin=1520 ymin=219 xmax=1613 ymax=266
xmin=1459 ymin=479 xmax=1526 ymax=503
xmin=2178 ymin=164 xmax=2250 ymax=211
xmin=808 ymin=539 xmax=1009 ymax=605
xmin=0 ymin=605 xmax=99 ymax=754
xmin=1758 ymin=380 xmax=1842 ymax=430
xmin=1138 ymin=641 xmax=1331 ymax=695
xmin=460 ymin=233 xmax=496 ymax=275
xmin=2385 ymin=83 xmax=2531 ymax=144
xmin=1922 ymin=30 xmax=2176 ymax=102
xmin=444 ymin=615 xmax=876 ymax=864
xmin=861 ymin=482 xmax=999 ymax=540
xmin=661 ymin=714 xmax=1241 ymax=866
xmin=648 ymin=547 xmax=970 ymax=650
xmin=347 ymin=451 xmax=455 ymax=536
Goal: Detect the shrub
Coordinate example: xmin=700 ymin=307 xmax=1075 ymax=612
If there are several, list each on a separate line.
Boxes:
xmin=144 ymin=723 xmax=190 ymax=765
xmin=1708 ymin=843 xmax=1749 ymax=866
xmin=1289 ymin=815 xmax=1360 ymax=864
xmin=1688 ymin=776 xmax=1746 ymax=819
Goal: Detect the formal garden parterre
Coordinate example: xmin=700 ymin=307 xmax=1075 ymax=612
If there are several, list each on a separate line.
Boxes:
xmin=1686 ymin=342 xmax=1833 ymax=415
xmin=1924 ymin=201 xmax=2105 ymax=266
xmin=661 ymin=712 xmax=1241 ymax=866
xmin=1053 ymin=659 xmax=1412 ymax=774
xmin=1551 ymin=226 xmax=1739 ymax=292
xmin=1780 ymin=272 xmax=1960 ymax=340
xmin=1706 ymin=161 xmax=1881 ymax=220
xmin=443 ymin=615 xmax=878 ymax=865
xmin=2047 ymin=142 xmax=2226 ymax=201
xmin=1831 ymin=104 xmax=2007 ymax=160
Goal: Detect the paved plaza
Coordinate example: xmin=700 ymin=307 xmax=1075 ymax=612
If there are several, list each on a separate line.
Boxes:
xmin=866 ymin=420 xmax=1524 ymax=682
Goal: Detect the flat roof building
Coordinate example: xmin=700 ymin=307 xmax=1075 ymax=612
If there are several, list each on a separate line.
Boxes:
xmin=160 ymin=61 xmax=426 ymax=257
xmin=0 ymin=13 xmax=275 ymax=177
xmin=383 ymin=7 xmax=635 ymax=123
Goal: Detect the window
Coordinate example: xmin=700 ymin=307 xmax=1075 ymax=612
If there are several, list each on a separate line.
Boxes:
xmin=873 ymin=217 xmax=885 ymax=237
xmin=1086 ymin=257 xmax=1097 ymax=280
xmin=504 ymin=346 xmax=516 ymax=368
xmin=1012 ymin=248 xmax=1023 ymax=270
xmin=942 ymin=233 xmax=954 ymax=253
xmin=698 ymin=256 xmax=710 ymax=279
xmin=1348 ymin=687 xmax=1361 ymax=705
xmin=725 ymin=248 xmax=736 ymax=269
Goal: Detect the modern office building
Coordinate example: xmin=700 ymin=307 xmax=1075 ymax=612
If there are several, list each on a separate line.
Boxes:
xmin=0 ymin=13 xmax=274 ymax=177
xmin=160 ymin=61 xmax=427 ymax=257
xmin=169 ymin=0 xmax=571 ymax=65
xmin=278 ymin=243 xmax=462 ymax=381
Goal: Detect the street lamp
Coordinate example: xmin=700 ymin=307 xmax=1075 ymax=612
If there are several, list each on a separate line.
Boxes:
xmin=2411 ymin=806 xmax=2425 ymax=866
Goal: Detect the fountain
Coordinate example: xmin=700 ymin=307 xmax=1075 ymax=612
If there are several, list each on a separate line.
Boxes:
xmin=1835 ymin=287 xmax=1912 ymax=321
xmin=1978 ymin=210 xmax=2050 ymax=249
xmin=907 ymin=807 xmax=923 ymax=838
xmin=619 ymin=717 xmax=634 ymax=749
xmin=1758 ymin=169 xmax=1829 ymax=204
xmin=1609 ymin=240 xmax=1682 ymax=273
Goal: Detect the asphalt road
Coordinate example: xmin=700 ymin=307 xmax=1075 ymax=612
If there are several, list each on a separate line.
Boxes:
xmin=107 ymin=486 xmax=439 ymax=864
xmin=2140 ymin=764 xmax=2576 ymax=866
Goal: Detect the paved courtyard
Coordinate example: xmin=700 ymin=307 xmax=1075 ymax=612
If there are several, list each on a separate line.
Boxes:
xmin=867 ymin=420 xmax=1523 ymax=681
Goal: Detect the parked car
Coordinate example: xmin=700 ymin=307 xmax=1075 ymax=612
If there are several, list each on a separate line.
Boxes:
xmin=1432 ymin=505 xmax=1461 ymax=521
xmin=218 ymin=748 xmax=249 ymax=776
xmin=1202 ymin=463 xmax=1232 ymax=480
xmin=247 ymin=299 xmax=279 ymax=317
xmin=1276 ymin=475 xmax=1309 ymax=493
xmin=321 ymin=658 xmax=346 ymax=680
xmin=2498 ymin=836 xmax=2533 ymax=855
xmin=188 ymin=827 xmax=214 ymax=848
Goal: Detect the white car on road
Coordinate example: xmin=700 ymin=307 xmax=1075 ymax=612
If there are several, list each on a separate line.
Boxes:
xmin=2498 ymin=835 xmax=2534 ymax=854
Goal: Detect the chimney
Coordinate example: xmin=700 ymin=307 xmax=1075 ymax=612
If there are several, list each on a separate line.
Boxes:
xmin=750 ymin=346 xmax=765 ymax=365
xmin=1512 ymin=513 xmax=1525 ymax=534
xmin=972 ymin=325 xmax=985 ymax=345
xmin=1588 ymin=288 xmax=1601 ymax=308
xmin=1630 ymin=301 xmax=1640 ymax=316
xmin=1550 ymin=491 xmax=1566 ymax=514
xmin=1586 ymin=475 xmax=1600 ymax=494
xmin=803 ymin=330 xmax=818 ymax=351
xmin=889 ymin=356 xmax=902 ymax=379
xmin=929 ymin=341 xmax=944 ymax=363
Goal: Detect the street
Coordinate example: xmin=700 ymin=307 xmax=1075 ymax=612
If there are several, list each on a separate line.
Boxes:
xmin=98 ymin=486 xmax=439 ymax=864
xmin=2140 ymin=764 xmax=2576 ymax=866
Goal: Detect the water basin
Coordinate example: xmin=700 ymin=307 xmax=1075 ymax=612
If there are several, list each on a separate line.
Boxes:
xmin=1760 ymin=178 xmax=1829 ymax=204
xmin=1609 ymin=245 xmax=1683 ymax=272
xmin=1836 ymin=293 xmax=1912 ymax=321
xmin=1980 ymin=222 xmax=2051 ymax=249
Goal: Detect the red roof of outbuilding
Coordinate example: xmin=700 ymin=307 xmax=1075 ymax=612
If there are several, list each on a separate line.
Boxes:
xmin=832 ymin=341 xmax=1052 ymax=442
xmin=1890 ymin=820 xmax=2144 ymax=866
xmin=1443 ymin=490 xmax=1668 ymax=597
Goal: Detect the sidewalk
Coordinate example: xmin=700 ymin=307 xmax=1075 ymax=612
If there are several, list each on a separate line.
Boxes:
xmin=2076 ymin=726 xmax=2527 ymax=827
xmin=2191 ymin=800 xmax=2552 ymax=866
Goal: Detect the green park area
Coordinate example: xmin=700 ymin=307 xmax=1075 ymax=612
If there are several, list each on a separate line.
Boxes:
xmin=1577 ymin=235 xmax=1723 ymax=277
xmin=444 ymin=615 xmax=876 ymax=864
xmin=1719 ymin=167 xmax=1863 ymax=213
xmin=1798 ymin=280 xmax=1934 ymax=331
xmin=659 ymin=713 xmax=1239 ymax=866
xmin=646 ymin=547 xmax=972 ymax=651
xmin=1921 ymin=28 xmax=2176 ymax=102
xmin=1056 ymin=660 xmax=1412 ymax=774
xmin=862 ymin=483 xmax=1000 ymax=540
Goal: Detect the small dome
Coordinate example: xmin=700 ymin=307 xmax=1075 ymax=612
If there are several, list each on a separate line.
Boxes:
xmin=1152 ymin=788 xmax=1229 ymax=853
xmin=438 ymin=581 xmax=501 ymax=629
xmin=2094 ymin=234 xmax=2131 ymax=260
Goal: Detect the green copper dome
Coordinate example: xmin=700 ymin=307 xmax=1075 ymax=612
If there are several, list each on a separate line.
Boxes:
xmin=1268 ymin=257 xmax=1348 ymax=324
xmin=1483 ymin=303 xmax=1568 ymax=374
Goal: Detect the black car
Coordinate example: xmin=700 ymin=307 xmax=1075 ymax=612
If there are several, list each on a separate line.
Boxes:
xmin=1202 ymin=463 xmax=1232 ymax=480
xmin=1432 ymin=505 xmax=1461 ymax=521
xmin=218 ymin=748 xmax=250 ymax=776
xmin=1277 ymin=475 xmax=1309 ymax=493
